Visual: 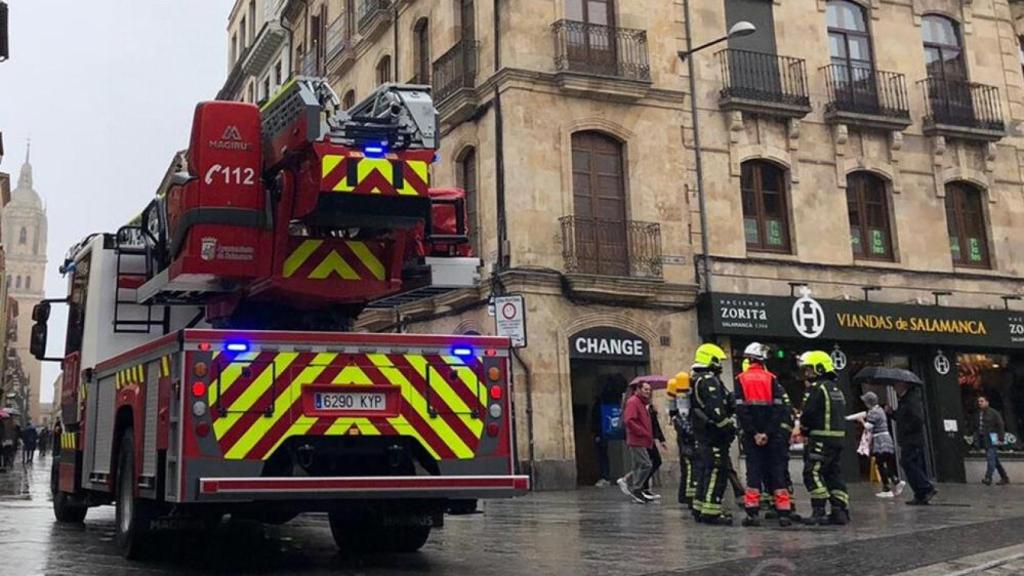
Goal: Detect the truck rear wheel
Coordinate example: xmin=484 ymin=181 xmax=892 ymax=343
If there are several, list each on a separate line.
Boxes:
xmin=114 ymin=430 xmax=156 ymax=559
xmin=51 ymin=459 xmax=87 ymax=523
xmin=328 ymin=511 xmax=431 ymax=554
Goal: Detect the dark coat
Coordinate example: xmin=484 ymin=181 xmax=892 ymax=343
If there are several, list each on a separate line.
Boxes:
xmin=893 ymin=387 xmax=927 ymax=448
xmin=976 ymin=407 xmax=1007 ymax=449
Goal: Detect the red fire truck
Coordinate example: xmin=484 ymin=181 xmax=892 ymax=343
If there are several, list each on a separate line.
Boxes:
xmin=31 ymin=79 xmax=527 ymax=558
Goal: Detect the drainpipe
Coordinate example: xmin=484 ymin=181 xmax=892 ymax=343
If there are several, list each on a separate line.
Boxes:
xmin=493 ymin=0 xmax=508 ymax=271
xmin=392 ymin=1 xmax=399 ymax=80
xmin=683 ymin=0 xmax=713 ymax=294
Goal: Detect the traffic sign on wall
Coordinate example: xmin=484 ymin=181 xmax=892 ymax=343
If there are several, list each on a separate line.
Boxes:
xmin=494 ymin=294 xmax=527 ymax=348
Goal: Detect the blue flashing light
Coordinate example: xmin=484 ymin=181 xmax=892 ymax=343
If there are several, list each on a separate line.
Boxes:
xmin=364 ymin=143 xmax=388 ymax=158
xmin=452 ymin=346 xmax=474 ymax=357
xmin=225 ymin=341 xmax=250 ymax=352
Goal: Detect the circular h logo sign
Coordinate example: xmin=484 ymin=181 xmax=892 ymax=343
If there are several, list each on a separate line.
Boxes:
xmin=792 ymin=289 xmax=825 ymax=339
xmin=934 ymin=351 xmax=951 ymax=375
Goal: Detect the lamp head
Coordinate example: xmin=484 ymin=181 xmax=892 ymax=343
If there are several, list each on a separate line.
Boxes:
xmin=728 ymin=21 xmax=756 ymax=39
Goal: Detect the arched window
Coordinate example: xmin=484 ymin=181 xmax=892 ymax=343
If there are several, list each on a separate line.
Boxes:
xmin=414 ymin=18 xmax=431 ymax=84
xmin=15 ymin=276 xmax=21 ymax=289
xmin=827 ymin=1 xmax=875 ymax=108
xmin=18 ymin=227 xmax=26 ymax=245
xmin=945 ymin=182 xmax=990 ymax=268
xmin=741 ymin=161 xmax=791 ymax=252
xmin=342 ymin=90 xmax=356 ymax=110
xmin=922 ymin=15 xmax=965 ymax=82
xmin=5 ymin=276 xmax=10 ymax=289
xmin=571 ymin=131 xmax=627 ymax=276
xmin=376 ymin=55 xmax=392 ymax=85
xmin=24 ymin=276 xmax=30 ymax=291
xmin=846 ymin=172 xmax=893 ymax=260
xmin=459 ymin=0 xmax=476 ymax=42
xmin=456 ymin=147 xmax=479 ymax=253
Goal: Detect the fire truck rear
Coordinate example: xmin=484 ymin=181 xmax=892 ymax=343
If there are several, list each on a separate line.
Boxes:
xmin=31 ymin=79 xmax=527 ymax=558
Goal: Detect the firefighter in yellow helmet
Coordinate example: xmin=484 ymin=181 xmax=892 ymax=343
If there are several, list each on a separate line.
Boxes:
xmin=667 ymin=371 xmax=696 ymax=507
xmin=796 ymin=350 xmax=850 ymax=526
xmin=690 ymin=343 xmax=736 ymax=525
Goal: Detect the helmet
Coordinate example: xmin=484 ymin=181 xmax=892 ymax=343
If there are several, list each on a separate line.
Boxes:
xmin=743 ymin=342 xmax=769 ymax=362
xmin=797 ymin=350 xmax=834 ymax=375
xmin=693 ymin=343 xmax=727 ymax=370
xmin=674 ymin=371 xmax=691 ymax=391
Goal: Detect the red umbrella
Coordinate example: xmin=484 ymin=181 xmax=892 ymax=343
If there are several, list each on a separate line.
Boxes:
xmin=628 ymin=375 xmax=671 ymax=391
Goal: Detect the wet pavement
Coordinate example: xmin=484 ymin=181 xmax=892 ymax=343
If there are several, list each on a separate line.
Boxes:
xmin=2 ymin=454 xmax=1024 ymax=575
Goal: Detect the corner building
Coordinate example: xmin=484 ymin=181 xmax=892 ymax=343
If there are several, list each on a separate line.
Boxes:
xmin=271 ymin=0 xmax=700 ymax=489
xmin=691 ymin=0 xmax=1024 ymax=484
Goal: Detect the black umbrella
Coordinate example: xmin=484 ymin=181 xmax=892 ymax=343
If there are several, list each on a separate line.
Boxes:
xmin=853 ymin=366 xmax=923 ymax=386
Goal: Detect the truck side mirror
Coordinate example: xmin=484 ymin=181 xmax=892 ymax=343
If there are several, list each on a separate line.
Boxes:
xmin=32 ymin=301 xmax=50 ymax=322
xmin=170 ymin=171 xmax=195 ymax=187
xmin=30 ymin=322 xmax=47 ymax=361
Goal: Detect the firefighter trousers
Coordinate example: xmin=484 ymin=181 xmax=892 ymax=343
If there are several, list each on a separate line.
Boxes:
xmin=803 ymin=439 xmax=848 ymax=512
xmin=695 ymin=441 xmax=732 ymax=518
xmin=677 ymin=439 xmax=696 ymax=505
xmin=743 ymin=436 xmax=790 ymax=517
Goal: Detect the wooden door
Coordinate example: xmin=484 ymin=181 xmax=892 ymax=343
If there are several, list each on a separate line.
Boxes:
xmin=572 ymin=132 xmax=628 ymax=276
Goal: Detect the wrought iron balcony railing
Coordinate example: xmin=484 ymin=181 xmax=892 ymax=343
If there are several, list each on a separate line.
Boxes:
xmin=432 ymin=39 xmax=478 ymax=102
xmin=300 ymin=50 xmax=319 ymax=77
xmin=918 ymin=77 xmax=1004 ymax=133
xmin=325 ymin=14 xmax=351 ymax=64
xmin=822 ymin=64 xmax=911 ymax=120
xmin=552 ymin=20 xmax=650 ymax=82
xmin=716 ymin=48 xmax=810 ymax=109
xmin=358 ymin=0 xmax=391 ymax=32
xmin=560 ymin=216 xmax=662 ymax=279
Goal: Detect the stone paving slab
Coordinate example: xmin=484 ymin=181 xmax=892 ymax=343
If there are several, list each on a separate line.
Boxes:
xmin=2 ymin=455 xmax=1024 ymax=575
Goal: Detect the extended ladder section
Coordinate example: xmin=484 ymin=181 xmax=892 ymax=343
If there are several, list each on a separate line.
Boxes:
xmin=112 ymin=226 xmax=168 ymax=334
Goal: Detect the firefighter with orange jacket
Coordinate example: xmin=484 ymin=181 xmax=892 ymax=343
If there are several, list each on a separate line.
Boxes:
xmin=735 ymin=342 xmax=793 ymax=527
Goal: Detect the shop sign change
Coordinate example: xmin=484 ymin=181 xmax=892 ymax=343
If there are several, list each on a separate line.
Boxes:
xmin=570 ymin=327 xmax=649 ymax=362
xmin=705 ymin=293 xmax=1024 ymax=349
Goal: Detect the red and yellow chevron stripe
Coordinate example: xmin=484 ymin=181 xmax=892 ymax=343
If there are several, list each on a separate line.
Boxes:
xmin=282 ymin=239 xmax=387 ymax=281
xmin=207 ymin=352 xmax=486 ymax=462
xmin=320 ymin=153 xmax=430 ymax=196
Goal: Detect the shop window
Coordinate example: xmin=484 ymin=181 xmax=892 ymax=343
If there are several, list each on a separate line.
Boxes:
xmin=741 ymin=160 xmax=791 ymax=253
xmin=846 ymin=172 xmax=893 ymax=260
xmin=945 ymin=182 xmax=990 ymax=268
xmin=959 ymin=354 xmax=1021 ymax=455
xmin=456 ymin=147 xmax=479 ymax=254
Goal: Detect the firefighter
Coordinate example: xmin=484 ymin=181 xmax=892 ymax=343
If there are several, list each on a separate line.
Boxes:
xmin=796 ymin=350 xmax=850 ymax=526
xmin=667 ymin=371 xmax=696 ymax=507
xmin=690 ymin=343 xmax=736 ymax=526
xmin=735 ymin=342 xmax=792 ymax=527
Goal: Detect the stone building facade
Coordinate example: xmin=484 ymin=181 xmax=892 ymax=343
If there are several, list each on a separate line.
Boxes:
xmin=3 ymin=147 xmax=46 ymax=425
xmin=229 ymin=0 xmax=1024 ymax=488
xmin=221 ymin=0 xmax=291 ymax=103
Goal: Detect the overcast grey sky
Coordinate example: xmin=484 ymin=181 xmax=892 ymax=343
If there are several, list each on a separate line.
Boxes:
xmin=0 ymin=0 xmax=234 ymax=402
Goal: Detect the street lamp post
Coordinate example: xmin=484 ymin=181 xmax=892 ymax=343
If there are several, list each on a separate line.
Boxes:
xmin=678 ymin=12 xmax=756 ymax=294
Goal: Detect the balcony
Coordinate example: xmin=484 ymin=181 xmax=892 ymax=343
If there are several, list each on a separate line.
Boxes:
xmin=325 ymin=15 xmax=355 ymax=75
xmin=552 ymin=20 xmax=651 ymax=101
xmin=560 ymin=216 xmax=662 ymax=280
xmin=432 ymin=39 xmax=479 ymax=123
xmin=716 ymin=49 xmax=812 ymax=118
xmin=821 ymin=64 xmax=912 ymax=130
xmin=358 ymin=0 xmax=392 ymax=40
xmin=242 ymin=21 xmax=288 ymax=78
xmin=918 ymin=77 xmax=1005 ymax=141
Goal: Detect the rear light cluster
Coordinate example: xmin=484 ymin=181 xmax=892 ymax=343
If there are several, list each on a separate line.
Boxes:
xmin=192 ymin=362 xmax=210 ymax=437
xmin=485 ymin=359 xmax=505 ymax=437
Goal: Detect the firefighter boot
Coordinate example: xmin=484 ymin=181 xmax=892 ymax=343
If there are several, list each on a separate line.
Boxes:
xmin=803 ymin=502 xmax=829 ymax=526
xmin=830 ymin=508 xmax=851 ymax=526
xmin=742 ymin=512 xmax=761 ymax=528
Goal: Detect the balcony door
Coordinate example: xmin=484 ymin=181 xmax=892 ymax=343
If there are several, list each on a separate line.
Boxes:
xmin=922 ymin=15 xmax=971 ymax=124
xmin=572 ymin=132 xmax=628 ymax=276
xmin=827 ymin=0 xmax=878 ymax=113
xmin=459 ymin=0 xmax=478 ymax=81
xmin=565 ymin=0 xmax=617 ymax=76
xmin=724 ymin=0 xmax=781 ymax=99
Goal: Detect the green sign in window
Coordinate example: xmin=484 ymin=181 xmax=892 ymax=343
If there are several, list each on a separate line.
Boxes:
xmin=870 ymin=229 xmax=886 ymax=255
xmin=744 ymin=218 xmax=759 ymax=245
xmin=767 ymin=220 xmax=783 ymax=246
xmin=850 ymin=228 xmax=862 ymax=253
xmin=950 ymin=237 xmax=961 ymax=261
xmin=968 ymin=237 xmax=983 ymax=262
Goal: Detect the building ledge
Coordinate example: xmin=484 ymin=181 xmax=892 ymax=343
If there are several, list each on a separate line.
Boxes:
xmin=436 ymin=87 xmax=481 ymax=127
xmin=824 ymin=109 xmax=912 ymax=131
xmin=563 ymin=273 xmax=697 ymax=307
xmin=242 ymin=21 xmax=287 ymax=77
xmin=720 ymin=96 xmax=811 ymax=119
xmin=358 ymin=8 xmax=392 ymax=43
xmin=922 ymin=121 xmax=1005 ymax=142
xmin=553 ymin=72 xmax=651 ymax=102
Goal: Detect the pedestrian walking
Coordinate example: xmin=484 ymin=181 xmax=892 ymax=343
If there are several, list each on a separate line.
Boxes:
xmin=590 ymin=396 xmax=611 ymax=487
xmin=38 ymin=427 xmax=50 ymax=455
xmin=735 ymin=343 xmax=792 ymax=527
xmin=0 ymin=416 xmax=11 ymax=472
xmin=797 ymin=351 xmax=850 ymax=526
xmin=858 ymin=392 xmax=904 ymax=498
xmin=976 ymin=396 xmax=1010 ymax=486
xmin=623 ymin=382 xmax=656 ymax=503
xmin=641 ymin=400 xmax=666 ymax=499
xmin=690 ymin=343 xmax=736 ymax=525
xmin=667 ymin=372 xmax=697 ymax=507
xmin=22 ymin=424 xmax=39 ymax=465
xmin=891 ymin=381 xmax=937 ymax=505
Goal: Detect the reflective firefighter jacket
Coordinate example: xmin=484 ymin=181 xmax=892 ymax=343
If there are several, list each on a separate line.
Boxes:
xmin=734 ymin=363 xmax=790 ymax=438
xmin=800 ymin=375 xmax=847 ymax=442
xmin=690 ymin=371 xmax=735 ymax=444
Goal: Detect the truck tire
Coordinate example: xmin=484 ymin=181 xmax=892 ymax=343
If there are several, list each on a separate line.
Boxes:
xmin=114 ymin=430 xmax=155 ymax=559
xmin=51 ymin=460 xmax=87 ymax=523
xmin=328 ymin=511 xmax=431 ymax=554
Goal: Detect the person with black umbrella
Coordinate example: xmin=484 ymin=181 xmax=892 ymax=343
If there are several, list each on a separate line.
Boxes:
xmin=889 ymin=381 xmax=937 ymax=505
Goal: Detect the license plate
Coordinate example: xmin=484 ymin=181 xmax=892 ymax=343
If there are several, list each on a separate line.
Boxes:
xmin=313 ymin=391 xmax=388 ymax=412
